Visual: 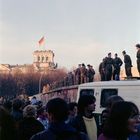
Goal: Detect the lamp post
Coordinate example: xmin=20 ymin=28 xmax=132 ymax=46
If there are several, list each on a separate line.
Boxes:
xmin=39 ymin=73 xmax=43 ymax=93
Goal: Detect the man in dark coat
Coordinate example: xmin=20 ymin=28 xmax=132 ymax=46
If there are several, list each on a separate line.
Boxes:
xmin=122 ymin=50 xmax=132 ymax=78
xmin=135 ymin=44 xmax=140 ymax=76
xmin=87 ymin=64 xmax=95 ymax=82
xmin=104 ymin=53 xmax=114 ymax=81
xmin=11 ymin=98 xmax=23 ymax=122
xmin=18 ymin=105 xmax=44 ymax=140
xmin=30 ymin=98 xmax=89 ymax=140
xmin=99 ymin=58 xmax=106 ymax=81
xmin=75 ymin=64 xmax=81 ymax=84
xmin=113 ymin=53 xmax=123 ymax=80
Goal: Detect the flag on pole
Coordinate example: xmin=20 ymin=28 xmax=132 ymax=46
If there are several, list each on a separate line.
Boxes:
xmin=38 ymin=36 xmax=45 ymax=46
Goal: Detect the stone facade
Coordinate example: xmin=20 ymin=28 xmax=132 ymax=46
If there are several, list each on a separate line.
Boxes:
xmin=0 ymin=50 xmax=57 ymax=74
xmin=33 ymin=50 xmax=56 ymax=71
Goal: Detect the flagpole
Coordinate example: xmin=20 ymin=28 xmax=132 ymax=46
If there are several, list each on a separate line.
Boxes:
xmin=43 ymin=39 xmax=45 ymax=51
xmin=43 ymin=36 xmax=46 ymax=51
xmin=38 ymin=36 xmax=45 ymax=51
xmin=42 ymin=36 xmax=44 ymax=51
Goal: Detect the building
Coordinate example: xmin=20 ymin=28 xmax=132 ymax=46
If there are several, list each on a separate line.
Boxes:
xmin=0 ymin=50 xmax=57 ymax=74
xmin=33 ymin=50 xmax=56 ymax=71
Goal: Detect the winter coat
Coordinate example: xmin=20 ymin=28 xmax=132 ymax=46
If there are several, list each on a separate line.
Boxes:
xmin=18 ymin=117 xmax=44 ymax=140
xmin=30 ymin=121 xmax=89 ymax=140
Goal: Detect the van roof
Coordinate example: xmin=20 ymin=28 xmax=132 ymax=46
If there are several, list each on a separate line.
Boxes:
xmin=79 ymin=80 xmax=140 ymax=88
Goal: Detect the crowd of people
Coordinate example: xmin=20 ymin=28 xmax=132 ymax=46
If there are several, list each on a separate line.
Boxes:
xmin=49 ymin=63 xmax=96 ymax=90
xmin=99 ymin=52 xmax=123 ymax=81
xmin=99 ymin=43 xmax=140 ymax=81
xmin=0 ymin=44 xmax=140 ymax=140
xmin=50 ymin=43 xmax=140 ymax=90
xmin=1 ymin=94 xmax=140 ymax=140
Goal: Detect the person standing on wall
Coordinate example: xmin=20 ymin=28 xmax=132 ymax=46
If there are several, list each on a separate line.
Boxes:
xmin=80 ymin=63 xmax=87 ymax=84
xmin=75 ymin=64 xmax=81 ymax=84
xmin=99 ymin=58 xmax=106 ymax=81
xmin=135 ymin=44 xmax=140 ymax=76
xmin=87 ymin=64 xmax=95 ymax=82
xmin=122 ymin=50 xmax=133 ymax=78
xmin=113 ymin=53 xmax=123 ymax=80
xmin=103 ymin=53 xmax=114 ymax=81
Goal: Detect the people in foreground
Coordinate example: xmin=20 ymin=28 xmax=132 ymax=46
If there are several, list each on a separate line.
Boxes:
xmin=98 ymin=101 xmax=140 ymax=140
xmin=0 ymin=106 xmax=17 ymax=140
xmin=30 ymin=97 xmax=89 ymax=140
xmin=101 ymin=95 xmax=124 ymax=129
xmin=18 ymin=105 xmax=44 ymax=140
xmin=70 ymin=94 xmax=97 ymax=140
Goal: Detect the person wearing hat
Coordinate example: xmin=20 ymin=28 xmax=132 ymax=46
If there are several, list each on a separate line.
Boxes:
xmin=99 ymin=58 xmax=106 ymax=81
xmin=87 ymin=64 xmax=95 ymax=82
xmin=136 ymin=44 xmax=140 ymax=76
xmin=103 ymin=53 xmax=114 ymax=81
xmin=122 ymin=50 xmax=133 ymax=78
xmin=113 ymin=53 xmax=123 ymax=80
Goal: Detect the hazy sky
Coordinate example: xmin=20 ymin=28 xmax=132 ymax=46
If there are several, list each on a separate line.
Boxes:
xmin=0 ymin=0 xmax=140 ymax=70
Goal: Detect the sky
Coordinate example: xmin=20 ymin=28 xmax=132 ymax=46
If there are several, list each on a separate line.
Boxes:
xmin=0 ymin=0 xmax=140 ymax=71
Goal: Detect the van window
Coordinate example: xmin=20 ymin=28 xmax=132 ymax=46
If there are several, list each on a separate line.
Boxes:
xmin=80 ymin=89 xmax=94 ymax=96
xmin=100 ymin=89 xmax=118 ymax=107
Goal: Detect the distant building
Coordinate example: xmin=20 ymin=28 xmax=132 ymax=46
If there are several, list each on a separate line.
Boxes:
xmin=0 ymin=50 xmax=57 ymax=74
xmin=33 ymin=50 xmax=56 ymax=71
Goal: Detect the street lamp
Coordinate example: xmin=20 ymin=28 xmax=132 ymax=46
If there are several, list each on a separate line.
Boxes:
xmin=39 ymin=73 xmax=43 ymax=93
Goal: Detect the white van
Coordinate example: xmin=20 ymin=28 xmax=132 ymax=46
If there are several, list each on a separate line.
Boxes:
xmin=77 ymin=80 xmax=140 ymax=114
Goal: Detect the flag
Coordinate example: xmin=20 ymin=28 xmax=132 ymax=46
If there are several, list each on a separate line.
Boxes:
xmin=38 ymin=36 xmax=45 ymax=46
